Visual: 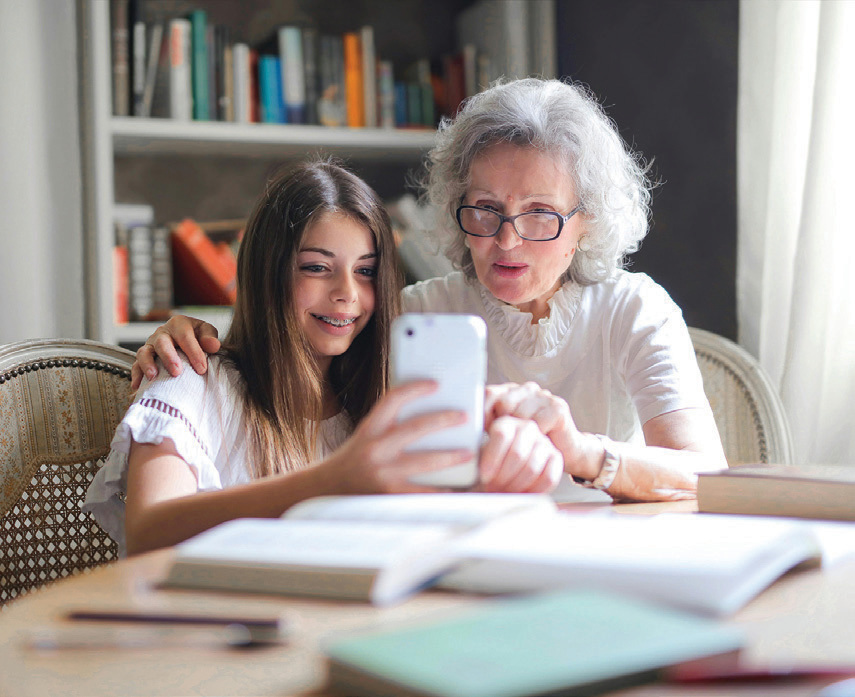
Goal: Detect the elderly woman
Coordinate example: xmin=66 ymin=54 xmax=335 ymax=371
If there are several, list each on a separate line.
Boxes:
xmin=133 ymin=78 xmax=726 ymax=501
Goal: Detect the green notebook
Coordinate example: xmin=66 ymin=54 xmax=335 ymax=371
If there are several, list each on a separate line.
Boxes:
xmin=324 ymin=590 xmax=743 ymax=697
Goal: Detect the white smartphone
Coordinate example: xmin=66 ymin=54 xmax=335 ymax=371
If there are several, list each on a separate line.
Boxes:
xmin=390 ymin=313 xmax=487 ymax=488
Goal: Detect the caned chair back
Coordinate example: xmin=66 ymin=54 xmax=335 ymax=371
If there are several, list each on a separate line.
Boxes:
xmin=0 ymin=339 xmax=134 ymax=604
xmin=689 ymin=327 xmax=793 ymax=466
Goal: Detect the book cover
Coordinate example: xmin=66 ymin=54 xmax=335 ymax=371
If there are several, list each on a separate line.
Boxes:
xmin=131 ymin=20 xmax=146 ymax=116
xmin=110 ymin=0 xmax=130 ymax=116
xmin=360 ymin=26 xmax=377 ymax=128
xmin=171 ymin=218 xmax=237 ymax=306
xmin=205 ymin=23 xmax=217 ymax=120
xmin=140 ymin=21 xmax=164 ymax=118
xmin=223 ymin=41 xmax=234 ymax=122
xmin=258 ymin=55 xmax=284 ymax=123
xmin=231 ymin=42 xmax=251 ymax=123
xmin=318 ymin=34 xmax=346 ymax=127
xmin=189 ymin=9 xmax=209 ymax=121
xmin=343 ymin=32 xmax=364 ymax=128
xmin=278 ymin=26 xmax=306 ymax=124
xmin=249 ymin=48 xmax=260 ymax=123
xmin=113 ymin=229 xmax=129 ymax=325
xmin=168 ymin=18 xmax=192 ymax=121
xmin=325 ymin=590 xmax=743 ymax=697
xmin=377 ymin=60 xmax=395 ymax=129
xmin=698 ymin=464 xmax=855 ymax=521
xmin=150 ymin=225 xmax=173 ymax=319
xmin=302 ymin=27 xmax=319 ymax=125
xmin=214 ymin=25 xmax=230 ymax=121
xmin=127 ymin=224 xmax=155 ymax=321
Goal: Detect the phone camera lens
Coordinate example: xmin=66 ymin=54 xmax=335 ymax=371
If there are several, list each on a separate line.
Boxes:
xmin=406 ymin=328 xmax=414 ymax=337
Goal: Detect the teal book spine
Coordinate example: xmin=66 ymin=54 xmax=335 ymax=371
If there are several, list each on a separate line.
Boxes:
xmin=190 ymin=9 xmax=209 ymax=120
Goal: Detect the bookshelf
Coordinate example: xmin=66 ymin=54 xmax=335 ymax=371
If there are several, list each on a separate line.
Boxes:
xmin=78 ymin=0 xmax=441 ymax=347
xmin=78 ymin=0 xmax=554 ymax=347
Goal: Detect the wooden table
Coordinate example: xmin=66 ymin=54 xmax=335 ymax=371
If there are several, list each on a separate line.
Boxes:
xmin=2 ymin=502 xmax=855 ymax=697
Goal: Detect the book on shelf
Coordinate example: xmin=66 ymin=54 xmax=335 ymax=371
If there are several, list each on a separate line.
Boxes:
xmin=188 ymin=9 xmax=208 ymax=121
xmin=110 ymin=0 xmax=130 ymax=116
xmin=438 ymin=509 xmax=822 ymax=616
xmin=377 ymin=60 xmax=395 ymax=129
xmin=139 ymin=21 xmax=164 ymax=118
xmin=324 ymin=589 xmax=744 ymax=697
xmin=163 ymin=494 xmax=556 ymax=606
xmin=278 ymin=26 xmax=306 ymax=124
xmin=360 ymin=26 xmax=377 ymax=128
xmin=698 ymin=464 xmax=855 ymax=521
xmin=230 ymin=42 xmax=250 ymax=123
xmin=258 ymin=55 xmax=284 ymax=124
xmin=131 ymin=19 xmax=146 ymax=116
xmin=170 ymin=218 xmax=237 ymax=307
xmin=343 ymin=32 xmax=364 ymax=128
xmin=302 ymin=27 xmax=320 ymax=125
xmin=168 ymin=18 xmax=192 ymax=121
xmin=318 ymin=34 xmax=346 ymax=127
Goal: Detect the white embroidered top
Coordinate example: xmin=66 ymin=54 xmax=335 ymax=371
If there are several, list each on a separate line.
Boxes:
xmin=401 ymin=270 xmax=711 ymax=444
xmin=83 ymin=355 xmax=352 ymax=556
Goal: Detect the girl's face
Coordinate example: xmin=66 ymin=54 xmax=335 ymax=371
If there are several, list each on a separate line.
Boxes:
xmin=294 ymin=212 xmax=377 ymax=371
xmin=463 ymin=143 xmax=585 ymax=322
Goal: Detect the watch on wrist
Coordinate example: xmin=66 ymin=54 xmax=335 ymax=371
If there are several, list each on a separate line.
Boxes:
xmin=591 ymin=434 xmax=621 ymax=491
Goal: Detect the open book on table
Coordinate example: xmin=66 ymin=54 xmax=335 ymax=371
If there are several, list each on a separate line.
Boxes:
xmin=163 ymin=493 xmax=556 ymax=606
xmin=164 ymin=494 xmax=821 ymax=614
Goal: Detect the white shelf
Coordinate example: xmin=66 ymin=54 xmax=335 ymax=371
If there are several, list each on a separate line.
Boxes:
xmin=111 ymin=118 xmax=437 ymax=160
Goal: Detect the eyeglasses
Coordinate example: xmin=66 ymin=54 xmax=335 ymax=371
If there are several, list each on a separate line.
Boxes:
xmin=455 ymin=205 xmax=582 ymax=242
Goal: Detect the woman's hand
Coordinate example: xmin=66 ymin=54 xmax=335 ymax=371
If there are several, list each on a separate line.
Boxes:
xmin=478 ymin=415 xmax=564 ymax=493
xmin=485 ymin=382 xmax=601 ymax=482
xmin=320 ymin=380 xmax=476 ymax=494
xmin=131 ymin=315 xmax=221 ymax=390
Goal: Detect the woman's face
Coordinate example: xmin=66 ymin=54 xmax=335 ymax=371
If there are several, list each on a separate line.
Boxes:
xmin=294 ymin=212 xmax=377 ymax=371
xmin=464 ymin=143 xmax=584 ymax=322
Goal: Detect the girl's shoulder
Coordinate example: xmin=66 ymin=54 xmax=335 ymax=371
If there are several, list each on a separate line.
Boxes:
xmin=401 ymin=272 xmax=478 ymax=312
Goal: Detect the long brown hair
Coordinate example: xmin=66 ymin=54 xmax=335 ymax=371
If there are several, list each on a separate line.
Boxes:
xmin=222 ymin=160 xmax=403 ymax=478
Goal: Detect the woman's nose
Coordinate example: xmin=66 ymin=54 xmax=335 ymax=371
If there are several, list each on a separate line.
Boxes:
xmin=495 ymin=221 xmax=523 ymax=250
xmin=331 ymin=273 xmax=358 ymax=302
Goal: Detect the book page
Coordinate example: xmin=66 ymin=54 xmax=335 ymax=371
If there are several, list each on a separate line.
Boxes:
xmin=175 ymin=518 xmax=455 ymax=568
xmin=284 ymin=493 xmax=556 ymax=528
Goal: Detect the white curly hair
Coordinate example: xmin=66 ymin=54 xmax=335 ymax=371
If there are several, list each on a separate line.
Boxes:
xmin=422 ymin=78 xmax=653 ymax=285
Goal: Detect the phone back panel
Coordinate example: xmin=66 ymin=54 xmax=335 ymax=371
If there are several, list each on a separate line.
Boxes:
xmin=391 ymin=314 xmax=487 ymax=487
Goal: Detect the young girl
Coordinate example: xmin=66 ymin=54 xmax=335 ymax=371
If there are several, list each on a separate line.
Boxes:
xmin=85 ymin=160 xmax=561 ymax=556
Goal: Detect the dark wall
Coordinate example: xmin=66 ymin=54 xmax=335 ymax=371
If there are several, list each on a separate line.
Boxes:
xmin=558 ymin=0 xmax=738 ymax=339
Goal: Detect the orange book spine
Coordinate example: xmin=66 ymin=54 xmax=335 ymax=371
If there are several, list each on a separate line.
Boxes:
xmin=171 ymin=218 xmax=237 ymax=306
xmin=343 ymin=32 xmax=364 ymax=128
xmin=113 ymin=245 xmax=129 ymax=324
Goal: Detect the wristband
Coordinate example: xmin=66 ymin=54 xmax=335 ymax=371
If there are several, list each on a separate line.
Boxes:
xmin=591 ymin=434 xmax=621 ymax=491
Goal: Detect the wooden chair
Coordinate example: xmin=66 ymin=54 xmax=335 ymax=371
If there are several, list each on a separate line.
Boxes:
xmin=689 ymin=327 xmax=793 ymax=466
xmin=0 ymin=339 xmax=134 ymax=605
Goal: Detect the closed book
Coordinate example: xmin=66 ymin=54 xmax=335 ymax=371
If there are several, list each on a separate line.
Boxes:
xmin=301 ymin=27 xmax=319 ymax=124
xmin=278 ymin=26 xmax=306 ymax=124
xmin=150 ymin=225 xmax=173 ymax=319
xmin=170 ymin=218 xmax=237 ymax=306
xmin=325 ymin=590 xmax=743 ymax=697
xmin=189 ymin=9 xmax=209 ymax=120
xmin=377 ymin=60 xmax=395 ymax=129
xmin=214 ymin=25 xmax=230 ymax=121
xmin=360 ymin=26 xmax=377 ymax=128
xmin=205 ymin=24 xmax=217 ymax=120
xmin=131 ymin=20 xmax=146 ymax=116
xmin=698 ymin=464 xmax=855 ymax=521
xmin=258 ymin=55 xmax=284 ymax=123
xmin=343 ymin=32 xmax=364 ymax=128
xmin=110 ymin=0 xmax=130 ymax=116
xmin=163 ymin=494 xmax=556 ymax=606
xmin=318 ymin=34 xmax=346 ymax=127
xmin=127 ymin=224 xmax=155 ymax=321
xmin=168 ymin=18 xmax=192 ymax=120
xmin=249 ymin=48 xmax=260 ymax=122
xmin=393 ymin=82 xmax=408 ymax=127
xmin=231 ymin=42 xmax=251 ymax=123
xmin=140 ymin=22 xmax=164 ymax=118
xmin=113 ymin=232 xmax=129 ymax=325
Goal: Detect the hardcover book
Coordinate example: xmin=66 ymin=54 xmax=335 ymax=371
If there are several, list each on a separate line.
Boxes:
xmin=325 ymin=589 xmax=743 ymax=697
xmin=698 ymin=464 xmax=855 ymax=521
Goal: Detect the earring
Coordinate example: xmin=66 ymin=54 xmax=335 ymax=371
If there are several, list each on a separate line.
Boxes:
xmin=577 ymin=235 xmax=591 ymax=252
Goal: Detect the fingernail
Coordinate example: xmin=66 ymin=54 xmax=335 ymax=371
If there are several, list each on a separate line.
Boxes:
xmin=147 ymin=369 xmax=156 ymax=380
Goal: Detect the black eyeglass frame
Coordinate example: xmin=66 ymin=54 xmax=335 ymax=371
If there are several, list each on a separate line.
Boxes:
xmin=455 ymin=204 xmax=583 ymax=242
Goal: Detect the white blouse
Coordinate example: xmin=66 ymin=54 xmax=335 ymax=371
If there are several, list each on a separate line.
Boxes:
xmin=401 ymin=270 xmax=710 ymax=445
xmin=83 ymin=355 xmax=352 ymax=556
